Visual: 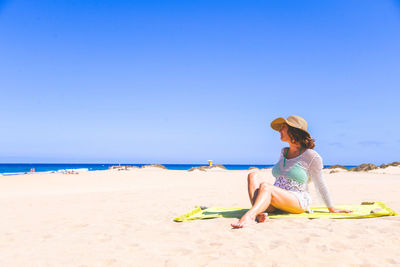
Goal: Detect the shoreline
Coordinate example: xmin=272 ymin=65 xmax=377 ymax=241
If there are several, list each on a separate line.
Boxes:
xmin=0 ymin=162 xmax=397 ymax=176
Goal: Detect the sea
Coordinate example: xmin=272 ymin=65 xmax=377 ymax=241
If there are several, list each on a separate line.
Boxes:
xmin=0 ymin=163 xmax=358 ymax=176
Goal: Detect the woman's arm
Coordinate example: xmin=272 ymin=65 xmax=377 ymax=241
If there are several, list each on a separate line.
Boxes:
xmin=309 ymin=155 xmax=352 ymax=213
xmin=328 ymin=206 xmax=352 ymax=213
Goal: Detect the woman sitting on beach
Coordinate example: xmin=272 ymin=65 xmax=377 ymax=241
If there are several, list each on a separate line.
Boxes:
xmin=231 ymin=115 xmax=352 ymax=228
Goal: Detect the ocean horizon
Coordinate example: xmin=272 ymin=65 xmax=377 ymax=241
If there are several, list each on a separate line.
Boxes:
xmin=0 ymin=163 xmax=358 ymax=176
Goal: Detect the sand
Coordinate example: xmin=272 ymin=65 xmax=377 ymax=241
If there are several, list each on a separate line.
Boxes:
xmin=0 ymin=167 xmax=399 ymax=267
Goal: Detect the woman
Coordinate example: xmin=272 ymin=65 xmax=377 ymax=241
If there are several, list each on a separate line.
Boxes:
xmin=231 ymin=115 xmax=352 ymax=228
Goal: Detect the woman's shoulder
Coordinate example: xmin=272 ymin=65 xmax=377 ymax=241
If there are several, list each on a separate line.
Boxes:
xmin=304 ymin=148 xmax=322 ymax=160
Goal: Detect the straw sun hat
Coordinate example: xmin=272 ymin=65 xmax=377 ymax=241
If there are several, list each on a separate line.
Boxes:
xmin=270 ymin=115 xmax=309 ymax=135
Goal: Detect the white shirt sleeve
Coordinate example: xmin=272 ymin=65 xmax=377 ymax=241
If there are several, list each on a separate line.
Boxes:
xmin=308 ymin=154 xmax=333 ymax=208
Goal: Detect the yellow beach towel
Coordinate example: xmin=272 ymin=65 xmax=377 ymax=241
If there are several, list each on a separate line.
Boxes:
xmin=174 ymin=201 xmax=397 ymax=222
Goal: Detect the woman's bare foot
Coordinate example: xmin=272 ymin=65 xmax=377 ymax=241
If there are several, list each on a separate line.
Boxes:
xmin=256 ymin=212 xmax=269 ymax=223
xmin=231 ymin=212 xmax=256 ymax=228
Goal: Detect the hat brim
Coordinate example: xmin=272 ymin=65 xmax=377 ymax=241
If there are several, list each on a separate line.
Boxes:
xmin=270 ymin=117 xmax=310 ymax=134
xmin=270 ymin=117 xmax=287 ymax=131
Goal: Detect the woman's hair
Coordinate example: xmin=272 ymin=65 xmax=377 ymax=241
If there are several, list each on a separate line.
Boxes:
xmin=286 ymin=124 xmax=315 ymax=149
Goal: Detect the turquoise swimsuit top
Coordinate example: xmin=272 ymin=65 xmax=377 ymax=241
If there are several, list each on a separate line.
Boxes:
xmin=272 ymin=162 xmax=308 ymax=184
xmin=272 ymin=148 xmax=308 ymax=185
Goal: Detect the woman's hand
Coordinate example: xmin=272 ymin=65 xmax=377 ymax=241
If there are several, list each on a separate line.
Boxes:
xmin=328 ymin=207 xmax=353 ymax=213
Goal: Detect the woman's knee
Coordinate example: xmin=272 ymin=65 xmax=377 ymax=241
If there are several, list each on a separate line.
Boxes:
xmin=247 ymin=171 xmax=258 ymax=184
xmin=259 ymin=182 xmax=273 ymax=192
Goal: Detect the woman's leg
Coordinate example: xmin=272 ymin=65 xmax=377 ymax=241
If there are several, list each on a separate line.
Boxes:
xmin=247 ymin=172 xmax=276 ymax=212
xmin=247 ymin=172 xmax=261 ymax=205
xmin=231 ymin=182 xmax=305 ymax=228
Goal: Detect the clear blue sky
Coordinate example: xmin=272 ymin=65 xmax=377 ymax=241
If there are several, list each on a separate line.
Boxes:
xmin=1 ymin=0 xmax=399 ymax=165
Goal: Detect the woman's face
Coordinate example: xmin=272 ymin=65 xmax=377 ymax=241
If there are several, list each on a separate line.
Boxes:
xmin=279 ymin=123 xmax=290 ymax=142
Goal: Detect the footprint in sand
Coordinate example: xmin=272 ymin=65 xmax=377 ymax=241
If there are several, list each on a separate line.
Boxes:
xmin=120 ymin=223 xmax=132 ymax=229
xmin=71 ymin=223 xmax=89 ymax=229
xmin=103 ymin=258 xmax=117 ymax=265
xmin=195 ymin=238 xmax=205 ymax=244
xmin=42 ymin=234 xmax=53 ymax=239
xmin=177 ymin=248 xmax=192 ymax=256
xmin=310 ymin=233 xmax=321 ymax=238
xmin=329 ymin=241 xmax=349 ymax=251
xmin=385 ymin=258 xmax=399 ymax=264
xmin=346 ymin=234 xmax=358 ymax=239
xmin=248 ymin=241 xmax=264 ymax=253
xmin=269 ymin=240 xmax=284 ymax=249
xmin=98 ymin=234 xmax=112 ymax=242
xmin=4 ymin=233 xmax=15 ymax=242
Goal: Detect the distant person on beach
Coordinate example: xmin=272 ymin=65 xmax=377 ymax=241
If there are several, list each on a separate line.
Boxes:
xmin=231 ymin=115 xmax=352 ymax=228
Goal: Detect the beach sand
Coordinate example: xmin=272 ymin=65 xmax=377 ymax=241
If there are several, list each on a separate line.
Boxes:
xmin=0 ymin=167 xmax=399 ymax=267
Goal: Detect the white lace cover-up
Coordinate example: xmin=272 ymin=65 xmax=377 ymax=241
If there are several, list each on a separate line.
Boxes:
xmin=271 ymin=148 xmax=334 ymax=211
